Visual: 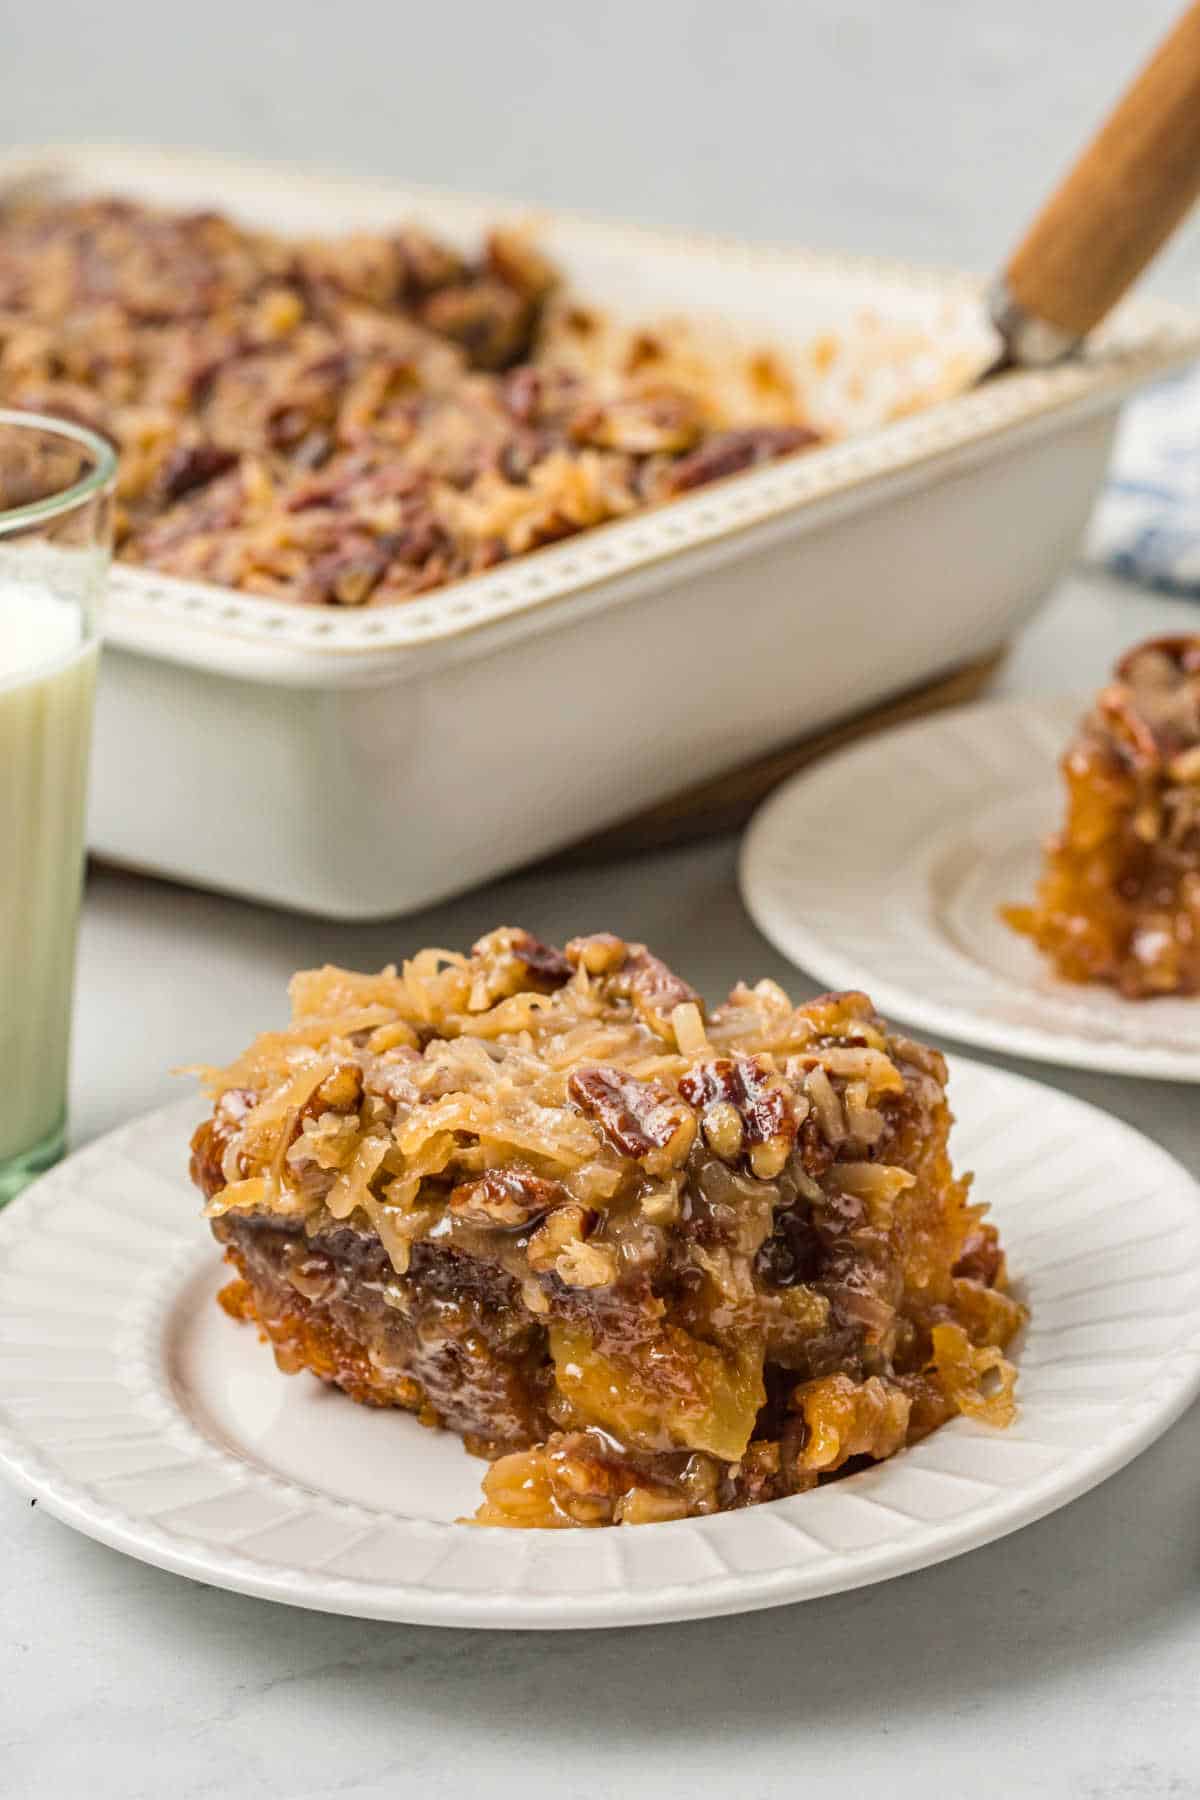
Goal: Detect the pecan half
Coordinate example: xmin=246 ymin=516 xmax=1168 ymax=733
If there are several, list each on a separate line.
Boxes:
xmin=450 ymin=1166 xmax=567 ymax=1228
xmin=678 ymin=1055 xmax=797 ymax=1179
xmin=568 ymin=1065 xmax=696 ymax=1169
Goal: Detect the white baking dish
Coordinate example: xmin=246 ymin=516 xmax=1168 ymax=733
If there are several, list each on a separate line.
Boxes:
xmin=5 ymin=145 xmax=1198 ymax=919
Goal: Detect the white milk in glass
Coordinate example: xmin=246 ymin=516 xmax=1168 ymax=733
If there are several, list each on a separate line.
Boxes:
xmin=0 ymin=578 xmax=96 ymax=1170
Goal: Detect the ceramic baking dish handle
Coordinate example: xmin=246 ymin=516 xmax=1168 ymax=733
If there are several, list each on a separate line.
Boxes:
xmin=993 ymin=1 xmax=1200 ymax=362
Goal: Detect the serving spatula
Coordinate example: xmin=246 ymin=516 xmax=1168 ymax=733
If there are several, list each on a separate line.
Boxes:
xmin=987 ymin=0 xmax=1200 ymax=374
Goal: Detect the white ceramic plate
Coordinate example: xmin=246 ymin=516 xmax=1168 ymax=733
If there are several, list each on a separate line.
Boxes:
xmin=1 ymin=1081 xmax=1198 ymax=1630
xmin=741 ymin=697 xmax=1200 ymax=1082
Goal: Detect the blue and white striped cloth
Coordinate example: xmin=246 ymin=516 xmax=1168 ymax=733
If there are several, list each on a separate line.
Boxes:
xmin=1087 ymin=365 xmax=1200 ymax=594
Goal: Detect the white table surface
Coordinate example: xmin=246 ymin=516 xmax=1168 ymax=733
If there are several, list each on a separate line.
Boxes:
xmin=1 ymin=571 xmax=1198 ymax=1799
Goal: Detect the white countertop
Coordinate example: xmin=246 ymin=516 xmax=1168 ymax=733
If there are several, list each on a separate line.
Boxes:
xmin=1 ymin=571 xmax=1198 ymax=1798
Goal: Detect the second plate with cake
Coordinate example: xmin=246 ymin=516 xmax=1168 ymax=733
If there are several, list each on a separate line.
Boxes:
xmin=740 ymin=653 xmax=1200 ymax=1080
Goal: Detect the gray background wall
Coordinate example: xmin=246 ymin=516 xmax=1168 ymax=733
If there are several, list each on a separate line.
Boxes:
xmin=5 ymin=0 xmax=1200 ymax=298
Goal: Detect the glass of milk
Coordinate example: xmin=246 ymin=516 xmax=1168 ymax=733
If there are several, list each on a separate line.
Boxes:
xmin=0 ymin=412 xmax=116 ymax=1204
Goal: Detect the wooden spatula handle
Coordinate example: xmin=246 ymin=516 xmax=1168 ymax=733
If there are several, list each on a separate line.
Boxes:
xmin=1004 ymin=2 xmax=1200 ymax=344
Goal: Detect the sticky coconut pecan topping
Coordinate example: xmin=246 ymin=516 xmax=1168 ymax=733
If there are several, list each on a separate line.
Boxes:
xmin=189 ymin=927 xmax=1024 ymax=1526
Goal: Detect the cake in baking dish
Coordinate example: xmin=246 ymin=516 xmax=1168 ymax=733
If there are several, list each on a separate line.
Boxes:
xmin=0 ymin=194 xmax=819 ymax=607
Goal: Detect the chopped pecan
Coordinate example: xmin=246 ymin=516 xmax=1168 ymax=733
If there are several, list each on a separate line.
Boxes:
xmin=572 ymin=385 xmax=704 ymax=455
xmin=561 ymin=303 xmax=598 ymax=337
xmin=291 ymin=428 xmax=334 ymax=471
xmin=501 ymin=367 xmax=543 ymax=425
xmin=1097 ymin=684 xmax=1163 ymax=771
xmin=662 ymin=424 xmax=820 ymax=495
xmin=788 ymin=1373 xmax=910 ymax=1474
xmin=392 ymin=227 xmax=465 ymax=297
xmin=1098 ymin=636 xmax=1200 ymax=773
xmin=624 ymin=331 xmax=664 ymax=374
xmin=567 ymin=1065 xmax=696 ymax=1168
xmin=391 ymin=515 xmax=453 ymax=570
xmin=526 ymin=1202 xmax=596 ymax=1273
xmin=156 ymin=441 xmax=238 ymax=504
xmin=1169 ymin=744 xmax=1200 ymax=783
xmin=796 ymin=1111 xmax=836 ymax=1180
xmin=469 ymin=926 xmax=572 ymax=1003
xmin=281 ymin=1240 xmax=337 ymax=1302
xmin=284 ymin=450 xmax=385 ymax=513
xmin=486 ymin=230 xmax=558 ymax=303
xmin=953 ymin=1223 xmax=1005 ymax=1288
xmin=188 ymin=1121 xmax=223 ymax=1199
xmin=301 ymin=1061 xmax=364 ymax=1121
xmin=678 ymin=1055 xmax=797 ymax=1178
xmin=188 ymin=1087 xmax=257 ymax=1199
xmin=510 ymin=930 xmax=572 ymax=989
xmin=450 ymin=1166 xmax=566 ymax=1228
xmin=420 ymin=279 xmax=535 ymax=371
xmin=734 ymin=1439 xmax=788 ymax=1506
xmin=525 ymin=1202 xmax=618 ymax=1288
xmin=610 ymin=943 xmax=703 ymax=1039
xmin=700 ymin=1099 xmax=744 ymax=1161
xmin=493 ymin=428 xmax=548 ymax=483
xmin=564 ymin=932 xmax=628 ymax=976
xmin=299 ymin=542 xmax=392 ymax=607
xmin=363 ymin=1048 xmax=422 ymax=1109
xmin=554 ymin=1238 xmax=620 ymax=1289
xmin=1116 ymin=636 xmax=1200 ymax=683
xmin=800 ymin=990 xmax=879 ymax=1037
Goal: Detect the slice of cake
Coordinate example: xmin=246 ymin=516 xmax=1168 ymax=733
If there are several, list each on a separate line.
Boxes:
xmin=1006 ymin=637 xmax=1200 ymax=997
xmin=189 ymin=928 xmax=1024 ymax=1527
